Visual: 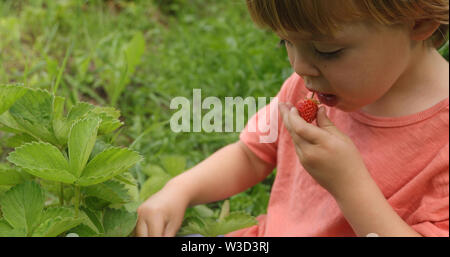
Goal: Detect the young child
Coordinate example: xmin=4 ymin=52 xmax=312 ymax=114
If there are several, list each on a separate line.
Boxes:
xmin=136 ymin=0 xmax=449 ymax=237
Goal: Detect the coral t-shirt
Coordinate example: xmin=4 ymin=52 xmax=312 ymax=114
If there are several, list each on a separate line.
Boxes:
xmin=225 ymin=73 xmax=449 ymax=237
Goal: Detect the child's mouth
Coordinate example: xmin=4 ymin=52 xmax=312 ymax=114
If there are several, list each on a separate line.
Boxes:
xmin=317 ymin=93 xmax=338 ymax=107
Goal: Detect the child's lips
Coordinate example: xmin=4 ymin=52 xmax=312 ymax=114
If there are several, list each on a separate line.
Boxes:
xmin=317 ymin=93 xmax=338 ymax=107
xmin=306 ymin=87 xmax=339 ymax=107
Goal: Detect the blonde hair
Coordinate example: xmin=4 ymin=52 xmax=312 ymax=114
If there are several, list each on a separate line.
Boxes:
xmin=246 ymin=0 xmax=449 ymax=49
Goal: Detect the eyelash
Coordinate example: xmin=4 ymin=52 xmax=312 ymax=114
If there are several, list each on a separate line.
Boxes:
xmin=279 ymin=39 xmax=342 ymax=60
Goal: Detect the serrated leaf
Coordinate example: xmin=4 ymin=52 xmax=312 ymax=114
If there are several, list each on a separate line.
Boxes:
xmin=102 ymin=208 xmax=137 ymax=237
xmin=212 ymin=212 xmax=257 ymax=237
xmin=0 ymin=181 xmax=45 ymax=235
xmin=85 ymin=109 xmax=123 ymax=135
xmin=161 ymin=155 xmax=186 ymax=177
xmin=78 ymin=147 xmax=142 ymax=186
xmin=0 ymin=84 xmax=28 ymax=115
xmin=82 ymin=180 xmax=130 ymax=204
xmin=177 ymin=216 xmax=208 ymax=237
xmin=89 ymin=140 xmax=114 ymax=161
xmin=67 ymin=102 xmax=95 ymax=121
xmin=53 ymin=102 xmax=96 ymax=144
xmin=114 ymin=172 xmax=137 ymax=186
xmin=7 ymin=142 xmax=76 ymax=184
xmin=68 ymin=118 xmax=100 ymax=178
xmin=9 ymin=89 xmax=59 ymax=145
xmin=32 ymin=207 xmax=84 ymax=237
xmin=178 ymin=212 xmax=257 ymax=237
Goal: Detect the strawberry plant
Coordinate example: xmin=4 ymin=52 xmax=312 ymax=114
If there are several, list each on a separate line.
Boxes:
xmin=0 ymin=84 xmax=143 ymax=237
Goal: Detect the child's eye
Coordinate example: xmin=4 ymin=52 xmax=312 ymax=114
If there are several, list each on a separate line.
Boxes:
xmin=313 ymin=48 xmax=343 ymax=60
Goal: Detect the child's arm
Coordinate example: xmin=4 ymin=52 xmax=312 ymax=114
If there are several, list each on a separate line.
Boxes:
xmin=136 ymin=141 xmax=275 ymax=237
xmin=168 ymin=140 xmax=275 ymax=206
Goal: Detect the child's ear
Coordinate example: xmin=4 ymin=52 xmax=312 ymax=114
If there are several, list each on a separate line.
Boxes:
xmin=410 ymin=19 xmax=441 ymax=41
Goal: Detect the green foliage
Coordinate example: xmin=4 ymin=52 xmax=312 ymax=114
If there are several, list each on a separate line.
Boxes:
xmin=0 ymin=84 xmax=28 ymax=115
xmin=0 ymin=84 xmax=142 ymax=237
xmin=177 ymin=200 xmax=257 ymax=237
xmin=0 ymin=181 xmax=84 ymax=237
xmin=0 ymin=0 xmax=290 ymax=237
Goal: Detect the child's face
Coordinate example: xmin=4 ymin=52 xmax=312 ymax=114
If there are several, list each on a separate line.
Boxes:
xmin=279 ymin=21 xmax=412 ymax=112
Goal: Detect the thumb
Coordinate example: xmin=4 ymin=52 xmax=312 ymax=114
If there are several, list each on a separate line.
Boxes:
xmin=316 ymin=106 xmax=339 ymax=134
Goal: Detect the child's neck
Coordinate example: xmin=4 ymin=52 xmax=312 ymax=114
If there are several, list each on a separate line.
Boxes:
xmin=361 ymin=45 xmax=449 ymax=118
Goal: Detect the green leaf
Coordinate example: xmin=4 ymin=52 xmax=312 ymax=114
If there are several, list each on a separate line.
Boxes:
xmin=141 ymin=164 xmax=167 ymax=177
xmin=125 ymin=31 xmax=146 ymax=75
xmin=0 ymin=111 xmax=27 ymax=134
xmin=192 ymin=205 xmax=215 ymax=218
xmin=80 ymin=207 xmax=104 ymax=234
xmin=213 ymin=212 xmax=257 ymax=236
xmin=68 ymin=118 xmax=101 ymax=178
xmin=0 ymin=219 xmax=26 ymax=237
xmin=178 ymin=212 xmax=257 ymax=237
xmin=53 ymin=102 xmax=94 ymax=145
xmin=84 ymin=196 xmax=110 ymax=210
xmin=82 ymin=180 xmax=131 ymax=204
xmin=102 ymin=208 xmax=137 ymax=237
xmin=32 ymin=207 xmax=84 ymax=237
xmin=0 ymin=84 xmax=28 ymax=115
xmin=86 ymin=106 xmax=123 ymax=134
xmin=4 ymin=133 xmax=35 ymax=148
xmin=0 ymin=164 xmax=31 ymax=186
xmin=218 ymin=200 xmax=230 ymax=222
xmin=9 ymin=89 xmax=59 ymax=145
xmin=68 ymin=224 xmax=99 ymax=237
xmin=0 ymin=181 xmax=45 ymax=235
xmin=7 ymin=142 xmax=76 ymax=184
xmin=160 ymin=155 xmax=186 ymax=177
xmin=139 ymin=173 xmax=171 ymax=201
xmin=78 ymin=147 xmax=142 ymax=186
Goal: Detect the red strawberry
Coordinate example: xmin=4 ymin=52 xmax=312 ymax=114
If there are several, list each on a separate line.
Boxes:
xmin=295 ymin=96 xmax=320 ymax=123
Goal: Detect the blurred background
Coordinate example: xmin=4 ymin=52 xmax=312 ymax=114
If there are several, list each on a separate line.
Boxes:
xmin=0 ymin=0 xmax=448 ymax=236
xmin=0 ymin=0 xmax=294 ymax=224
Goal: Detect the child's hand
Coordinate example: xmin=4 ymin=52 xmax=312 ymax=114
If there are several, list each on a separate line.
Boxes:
xmin=279 ymin=102 xmax=373 ymax=198
xmin=136 ymin=182 xmax=190 ymax=237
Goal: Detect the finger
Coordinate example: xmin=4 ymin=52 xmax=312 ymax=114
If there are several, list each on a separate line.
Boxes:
xmin=279 ymin=103 xmax=309 ymax=146
xmin=135 ymin=218 xmax=148 ymax=237
xmin=163 ymin=219 xmax=182 ymax=237
xmin=148 ymin=215 xmax=165 ymax=237
xmin=288 ymin=106 xmax=328 ymax=144
xmin=316 ymin=106 xmax=340 ymax=136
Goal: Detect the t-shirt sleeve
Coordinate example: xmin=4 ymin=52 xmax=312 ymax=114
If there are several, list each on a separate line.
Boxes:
xmin=403 ymin=144 xmax=449 ymax=237
xmin=239 ymin=73 xmax=302 ymax=165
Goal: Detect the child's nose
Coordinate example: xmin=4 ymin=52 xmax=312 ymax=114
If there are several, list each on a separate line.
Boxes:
xmin=290 ymin=50 xmax=320 ymax=78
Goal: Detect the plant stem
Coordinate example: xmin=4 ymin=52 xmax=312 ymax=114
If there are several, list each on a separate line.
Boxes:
xmin=74 ymin=185 xmax=81 ymax=218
